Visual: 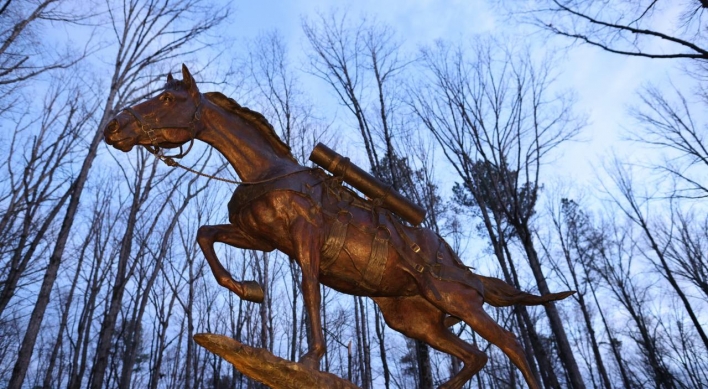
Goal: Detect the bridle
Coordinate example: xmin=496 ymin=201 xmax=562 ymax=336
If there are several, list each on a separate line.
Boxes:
xmin=121 ymin=96 xmax=202 ymax=167
xmin=120 ymin=95 xmax=309 ymax=185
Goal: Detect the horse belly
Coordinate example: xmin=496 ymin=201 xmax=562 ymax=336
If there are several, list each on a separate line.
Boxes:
xmin=319 ymin=267 xmax=417 ymax=297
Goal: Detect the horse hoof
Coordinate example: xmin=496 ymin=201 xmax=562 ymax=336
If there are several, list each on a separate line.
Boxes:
xmin=241 ymin=281 xmax=264 ymax=303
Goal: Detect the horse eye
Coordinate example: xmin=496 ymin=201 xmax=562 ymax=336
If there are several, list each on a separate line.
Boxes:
xmin=160 ymin=93 xmax=174 ymax=102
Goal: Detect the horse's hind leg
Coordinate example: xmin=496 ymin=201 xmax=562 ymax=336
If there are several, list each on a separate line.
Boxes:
xmin=426 ymin=283 xmax=541 ymax=389
xmin=374 ymin=296 xmax=488 ymax=389
xmin=196 ymin=224 xmax=274 ymax=303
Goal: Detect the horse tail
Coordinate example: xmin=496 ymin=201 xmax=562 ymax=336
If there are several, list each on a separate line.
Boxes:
xmin=443 ymin=275 xmax=576 ymax=328
xmin=479 ymin=275 xmax=575 ymax=308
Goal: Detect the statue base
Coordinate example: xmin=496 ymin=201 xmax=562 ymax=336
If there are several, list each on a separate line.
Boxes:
xmin=193 ymin=334 xmax=359 ymax=389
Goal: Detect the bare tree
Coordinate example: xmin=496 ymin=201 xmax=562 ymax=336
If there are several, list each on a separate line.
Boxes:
xmin=65 ymin=180 xmax=121 ymax=389
xmin=603 ymin=161 xmax=708 ymax=352
xmin=88 ymin=148 xmax=162 ymax=389
xmin=412 ymin=39 xmax=586 ymax=388
xmin=0 ymin=0 xmax=90 ymax=112
xmin=0 ymin=77 xmax=93 ymax=319
xmin=545 ymin=198 xmax=613 ymax=389
xmin=302 ymin=10 xmax=409 ymax=177
xmin=40 ymin=184 xmax=107 ymax=389
xmin=662 ymin=210 xmax=708 ymax=298
xmin=242 ymin=30 xmax=330 ymax=164
xmin=5 ymin=0 xmax=227 ymax=387
xmin=449 ymin=161 xmax=560 ymax=388
xmin=518 ymin=4 xmax=708 ymax=385
xmin=591 ymin=212 xmax=675 ymax=389
xmin=165 ymin=184 xmax=220 ymax=389
xmin=115 ymin=155 xmax=210 ymax=389
xmin=629 ymin=84 xmax=708 ymax=200
xmin=303 ymin=11 xmax=382 ymax=173
xmin=522 ymin=1 xmax=708 ymax=60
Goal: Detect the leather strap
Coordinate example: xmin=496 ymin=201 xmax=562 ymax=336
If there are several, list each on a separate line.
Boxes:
xmin=362 ymin=224 xmax=390 ymax=287
xmin=321 ymin=210 xmax=352 ymax=270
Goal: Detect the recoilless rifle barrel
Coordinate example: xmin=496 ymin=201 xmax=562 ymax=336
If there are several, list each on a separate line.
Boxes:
xmin=309 ymin=143 xmax=427 ymax=226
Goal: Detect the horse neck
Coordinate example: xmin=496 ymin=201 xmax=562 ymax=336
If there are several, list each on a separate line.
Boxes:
xmin=196 ymin=102 xmax=300 ymax=182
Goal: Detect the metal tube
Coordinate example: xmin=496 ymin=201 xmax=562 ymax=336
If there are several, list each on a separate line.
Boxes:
xmin=309 ymin=143 xmax=426 ymax=226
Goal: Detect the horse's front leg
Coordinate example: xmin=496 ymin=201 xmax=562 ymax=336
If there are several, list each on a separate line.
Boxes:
xmin=197 ymin=224 xmax=275 ymax=303
xmin=292 ymin=219 xmax=325 ymax=369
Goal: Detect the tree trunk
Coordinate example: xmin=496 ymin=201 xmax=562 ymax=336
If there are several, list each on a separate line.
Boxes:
xmin=89 ymin=154 xmax=153 ymax=389
xmin=587 ymin=273 xmax=634 ymax=388
xmin=42 ymin=222 xmax=93 ymax=389
xmin=374 ymin=308 xmax=391 ymax=389
xmin=640 ymin=219 xmax=708 ymax=350
xmin=501 ymin=232 xmax=560 ymax=389
xmin=118 ymin=173 xmax=202 ymax=388
xmin=67 ymin=250 xmax=106 ymax=389
xmin=7 ymin=110 xmax=110 ymax=389
xmin=286 ymin=260 xmax=299 ymax=362
xmin=354 ymin=296 xmax=368 ymax=388
xmin=516 ymin=227 xmax=585 ymax=389
xmin=0 ymin=187 xmax=70 ymax=317
xmin=415 ymin=339 xmax=433 ymax=389
xmin=148 ymin=288 xmax=178 ymax=389
xmin=470 ymin=192 xmax=555 ymax=387
xmin=554 ymin=215 xmax=612 ymax=389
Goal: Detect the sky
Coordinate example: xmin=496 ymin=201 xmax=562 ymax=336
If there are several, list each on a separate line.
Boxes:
xmin=218 ymin=0 xmax=685 ymax=197
xmin=17 ymin=0 xmax=689 ymax=202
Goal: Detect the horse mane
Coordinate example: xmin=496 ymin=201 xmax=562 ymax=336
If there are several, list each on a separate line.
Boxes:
xmin=203 ymin=92 xmax=298 ymax=163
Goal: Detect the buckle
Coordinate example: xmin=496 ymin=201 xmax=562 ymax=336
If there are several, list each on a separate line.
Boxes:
xmin=411 ymin=243 xmax=421 ymax=253
xmin=415 ymin=264 xmax=425 ymax=273
xmin=432 ymin=264 xmax=441 ymax=277
xmin=337 ymin=210 xmax=352 ymax=223
xmin=375 ymin=226 xmax=391 ymax=240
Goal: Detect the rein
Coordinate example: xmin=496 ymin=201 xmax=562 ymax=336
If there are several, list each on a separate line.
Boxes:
xmin=122 ymin=98 xmax=308 ymax=186
xmin=156 ymin=158 xmax=312 ymax=186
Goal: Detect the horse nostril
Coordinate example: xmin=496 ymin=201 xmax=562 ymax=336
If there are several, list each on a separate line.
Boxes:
xmin=105 ymin=119 xmax=119 ymax=135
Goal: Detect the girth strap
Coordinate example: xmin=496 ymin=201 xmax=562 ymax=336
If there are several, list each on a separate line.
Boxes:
xmin=321 ymin=210 xmax=352 ymax=270
xmin=362 ymin=224 xmax=390 ymax=287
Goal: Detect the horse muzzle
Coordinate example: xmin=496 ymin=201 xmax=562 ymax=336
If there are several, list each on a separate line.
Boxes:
xmin=103 ymin=118 xmax=135 ymax=151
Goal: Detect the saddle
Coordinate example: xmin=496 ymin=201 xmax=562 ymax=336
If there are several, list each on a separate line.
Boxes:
xmin=315 ymin=175 xmax=484 ymax=298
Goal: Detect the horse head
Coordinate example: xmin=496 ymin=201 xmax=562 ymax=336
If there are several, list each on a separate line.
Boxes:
xmin=104 ymin=64 xmax=202 ymax=154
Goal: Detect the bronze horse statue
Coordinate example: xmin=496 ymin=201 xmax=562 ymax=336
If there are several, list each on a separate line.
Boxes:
xmin=104 ymin=65 xmax=574 ymax=389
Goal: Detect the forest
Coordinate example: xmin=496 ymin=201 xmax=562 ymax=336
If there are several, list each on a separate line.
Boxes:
xmin=1 ymin=1 xmax=707 ymax=388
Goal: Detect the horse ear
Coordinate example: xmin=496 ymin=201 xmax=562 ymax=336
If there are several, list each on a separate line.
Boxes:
xmin=167 ymin=72 xmax=174 ymax=83
xmin=181 ymin=64 xmax=200 ymax=98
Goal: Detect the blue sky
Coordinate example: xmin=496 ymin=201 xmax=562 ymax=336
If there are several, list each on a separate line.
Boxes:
xmin=221 ymin=0 xmax=686 ymax=195
xmin=24 ymin=0 xmax=690 ymax=196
